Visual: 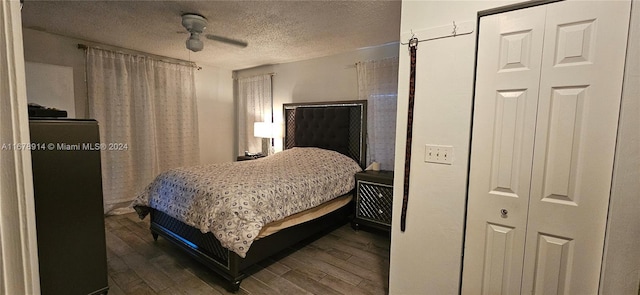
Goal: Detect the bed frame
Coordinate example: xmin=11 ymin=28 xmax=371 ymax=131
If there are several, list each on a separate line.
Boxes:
xmin=148 ymin=100 xmax=367 ymax=292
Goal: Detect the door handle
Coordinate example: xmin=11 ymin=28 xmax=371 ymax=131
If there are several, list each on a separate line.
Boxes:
xmin=500 ymin=208 xmax=508 ymax=218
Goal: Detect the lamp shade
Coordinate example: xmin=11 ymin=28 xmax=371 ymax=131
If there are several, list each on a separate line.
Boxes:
xmin=253 ymin=122 xmax=283 ymax=138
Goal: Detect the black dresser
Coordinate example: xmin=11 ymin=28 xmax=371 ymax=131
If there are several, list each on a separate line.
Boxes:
xmin=30 ymin=119 xmax=109 ymax=295
xmin=352 ymin=170 xmax=394 ymax=232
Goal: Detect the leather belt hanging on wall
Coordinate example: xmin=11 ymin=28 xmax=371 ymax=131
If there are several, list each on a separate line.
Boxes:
xmin=398 ymin=22 xmax=474 ymax=233
xmin=401 ymin=37 xmax=418 ymax=232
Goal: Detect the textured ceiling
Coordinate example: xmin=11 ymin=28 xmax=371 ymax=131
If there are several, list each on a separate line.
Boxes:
xmin=21 ymin=0 xmax=402 ymax=70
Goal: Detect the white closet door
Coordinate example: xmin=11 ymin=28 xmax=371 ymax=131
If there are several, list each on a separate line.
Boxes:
xmin=521 ymin=1 xmax=631 ymax=294
xmin=462 ymin=6 xmax=546 ymax=294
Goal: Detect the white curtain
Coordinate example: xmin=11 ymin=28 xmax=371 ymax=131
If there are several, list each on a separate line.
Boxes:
xmin=86 ymin=47 xmax=200 ymax=214
xmin=357 ymin=57 xmax=399 ymax=171
xmin=237 ymin=74 xmax=272 ymax=155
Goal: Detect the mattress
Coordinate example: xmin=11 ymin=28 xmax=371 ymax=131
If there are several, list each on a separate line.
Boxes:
xmin=256 ymin=193 xmax=352 ymax=239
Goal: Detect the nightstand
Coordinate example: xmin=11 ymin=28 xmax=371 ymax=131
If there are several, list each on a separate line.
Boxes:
xmin=352 ymin=170 xmax=394 ymax=232
xmin=236 ymin=155 xmax=265 ymax=161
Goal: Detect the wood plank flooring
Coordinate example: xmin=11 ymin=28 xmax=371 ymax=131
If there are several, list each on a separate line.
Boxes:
xmin=104 ymin=213 xmax=390 ymax=295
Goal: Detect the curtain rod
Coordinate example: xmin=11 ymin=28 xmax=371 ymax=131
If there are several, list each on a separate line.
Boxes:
xmin=77 ymin=43 xmax=202 ymax=70
xmin=349 ymin=56 xmax=399 ymax=69
xmin=232 ymin=72 xmax=276 ymax=80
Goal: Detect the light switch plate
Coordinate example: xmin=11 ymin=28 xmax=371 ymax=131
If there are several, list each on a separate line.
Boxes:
xmin=425 ymin=144 xmax=454 ymax=165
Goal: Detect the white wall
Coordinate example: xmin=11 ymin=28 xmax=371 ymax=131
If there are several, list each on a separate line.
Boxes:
xmin=22 ymin=29 xmax=87 ymax=117
xmin=391 ymin=1 xmax=639 ymax=294
xmin=196 ymin=66 xmax=235 ymax=163
xmin=22 ymin=28 xmax=234 ymax=164
xmin=601 ymin=0 xmax=640 ymax=293
xmin=234 ymin=42 xmax=399 ymax=152
xmin=390 ymin=2 xmax=516 ymax=294
xmin=25 ymin=62 xmax=76 ymax=118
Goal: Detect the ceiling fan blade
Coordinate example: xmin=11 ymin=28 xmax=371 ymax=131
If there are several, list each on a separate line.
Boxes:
xmin=205 ymin=34 xmax=248 ymax=48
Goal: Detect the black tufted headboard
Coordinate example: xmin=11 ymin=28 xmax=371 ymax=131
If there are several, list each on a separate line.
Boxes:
xmin=283 ymin=100 xmax=367 ymax=168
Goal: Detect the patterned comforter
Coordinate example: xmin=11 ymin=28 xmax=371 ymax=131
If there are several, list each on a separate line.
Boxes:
xmin=132 ymin=147 xmax=362 ymax=257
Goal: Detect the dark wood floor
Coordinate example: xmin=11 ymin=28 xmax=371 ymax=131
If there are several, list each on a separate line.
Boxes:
xmin=104 ymin=213 xmax=390 ymax=295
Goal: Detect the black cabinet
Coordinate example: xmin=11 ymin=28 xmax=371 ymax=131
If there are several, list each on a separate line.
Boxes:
xmin=30 ymin=119 xmax=109 ymax=295
xmin=352 ymin=170 xmax=394 ymax=231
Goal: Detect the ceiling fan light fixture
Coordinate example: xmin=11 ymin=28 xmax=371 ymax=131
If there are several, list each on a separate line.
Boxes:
xmin=182 ymin=13 xmax=207 ymax=52
xmin=186 ymin=34 xmax=204 ymax=52
xmin=180 ymin=12 xmax=248 ymax=51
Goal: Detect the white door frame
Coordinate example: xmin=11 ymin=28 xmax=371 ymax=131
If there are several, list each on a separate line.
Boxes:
xmin=0 ymin=0 xmax=41 ymax=294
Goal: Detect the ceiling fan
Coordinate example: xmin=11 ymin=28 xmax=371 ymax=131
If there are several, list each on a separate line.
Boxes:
xmin=181 ymin=13 xmax=248 ymax=52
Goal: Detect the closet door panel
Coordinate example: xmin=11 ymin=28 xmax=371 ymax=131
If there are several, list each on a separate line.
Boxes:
xmin=461 ymin=6 xmax=545 ymax=294
xmin=522 ymin=1 xmax=631 ymax=294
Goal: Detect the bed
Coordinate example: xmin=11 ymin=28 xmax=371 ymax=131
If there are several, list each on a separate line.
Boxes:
xmin=132 ymin=100 xmax=367 ymax=292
